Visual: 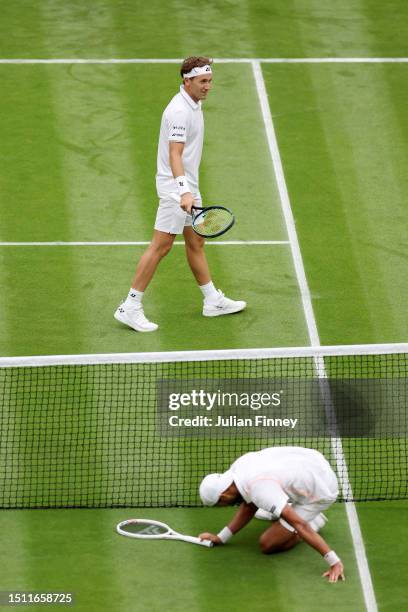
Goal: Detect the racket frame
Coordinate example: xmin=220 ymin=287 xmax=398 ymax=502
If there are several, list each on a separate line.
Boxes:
xmin=116 ymin=518 xmax=213 ymax=548
xmin=191 ymin=205 xmax=235 ymax=238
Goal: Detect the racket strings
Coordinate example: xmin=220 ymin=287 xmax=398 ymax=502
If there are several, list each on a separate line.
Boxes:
xmin=194 ymin=208 xmax=233 ymax=237
xmin=121 ymin=521 xmax=168 ymax=536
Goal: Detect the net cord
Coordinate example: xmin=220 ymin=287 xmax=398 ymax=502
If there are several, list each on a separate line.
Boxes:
xmin=0 ymin=342 xmax=407 ymax=368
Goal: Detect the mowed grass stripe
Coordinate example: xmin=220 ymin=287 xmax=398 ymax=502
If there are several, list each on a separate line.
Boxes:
xmin=0 ymin=245 xmax=309 ymax=356
xmin=0 ymin=63 xmax=289 ymax=243
xmin=0 ymin=62 xmax=308 ymax=356
xmin=254 ymin=61 xmax=377 ymax=610
xmin=263 ymin=63 xmax=408 ymax=610
xmin=0 ymin=67 xmax=71 ymax=241
xmin=262 ymin=63 xmax=408 ymax=344
xmin=0 ymin=66 xmax=90 ymax=356
xmin=32 ymin=63 xmax=158 ymax=242
xmin=3 ymin=1 xmax=408 ymax=59
xmin=0 ymin=507 xmax=366 ymax=612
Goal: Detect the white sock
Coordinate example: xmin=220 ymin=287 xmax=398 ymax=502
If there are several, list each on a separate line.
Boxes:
xmin=199 ymin=281 xmax=218 ymax=301
xmin=125 ymin=288 xmax=143 ymax=306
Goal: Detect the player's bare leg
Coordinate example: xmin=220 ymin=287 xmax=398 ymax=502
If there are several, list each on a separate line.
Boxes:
xmin=183 ymin=226 xmax=246 ymax=317
xmin=114 ymin=230 xmax=175 ymax=332
xmin=183 ymin=226 xmax=211 ymax=285
xmin=132 ymin=230 xmax=176 ymax=291
xmin=259 ymin=521 xmax=301 ymax=554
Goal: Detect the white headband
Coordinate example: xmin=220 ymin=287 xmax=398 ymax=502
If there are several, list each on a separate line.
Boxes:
xmin=183 ymin=64 xmax=212 ymax=79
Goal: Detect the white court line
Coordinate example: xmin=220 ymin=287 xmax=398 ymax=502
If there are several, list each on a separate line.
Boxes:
xmin=0 ymin=57 xmax=407 ymax=64
xmin=251 ymin=59 xmax=378 ymax=612
xmin=260 ymin=57 xmax=408 ymax=63
xmin=0 ymin=240 xmax=288 ymax=246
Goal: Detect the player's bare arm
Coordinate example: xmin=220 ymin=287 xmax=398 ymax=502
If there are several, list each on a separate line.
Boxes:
xmin=169 ymin=141 xmax=194 ymax=213
xmin=228 ymin=501 xmax=257 ymax=532
xmin=281 ymin=505 xmax=345 ymax=583
xmin=199 ymin=501 xmax=257 ymax=544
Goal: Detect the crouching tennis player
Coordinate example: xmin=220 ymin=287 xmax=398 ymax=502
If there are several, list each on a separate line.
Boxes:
xmin=199 ymin=446 xmax=345 ymax=582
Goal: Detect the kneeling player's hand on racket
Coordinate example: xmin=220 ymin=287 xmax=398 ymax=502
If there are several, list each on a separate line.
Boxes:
xmin=199 ymin=532 xmax=223 ymax=545
xmin=322 ymin=561 xmax=345 ymax=583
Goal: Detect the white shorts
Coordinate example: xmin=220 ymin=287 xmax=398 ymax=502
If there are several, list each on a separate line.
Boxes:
xmin=279 ymin=465 xmax=338 ymax=532
xmin=279 ymin=497 xmax=336 ymax=532
xmin=154 ymin=192 xmax=202 ymax=235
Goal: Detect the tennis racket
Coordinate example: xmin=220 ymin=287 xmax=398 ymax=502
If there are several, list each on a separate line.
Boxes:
xmin=191 ymin=205 xmax=235 ymax=238
xmin=116 ymin=518 xmax=213 ymax=548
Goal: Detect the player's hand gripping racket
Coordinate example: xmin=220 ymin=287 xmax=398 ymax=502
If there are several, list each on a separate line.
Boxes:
xmin=191 ymin=205 xmax=235 ymax=238
xmin=116 ymin=519 xmax=213 ymax=548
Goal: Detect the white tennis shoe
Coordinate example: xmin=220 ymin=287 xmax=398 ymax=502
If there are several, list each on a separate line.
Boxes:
xmin=114 ymin=302 xmax=158 ymax=332
xmin=203 ymin=290 xmax=246 ymax=317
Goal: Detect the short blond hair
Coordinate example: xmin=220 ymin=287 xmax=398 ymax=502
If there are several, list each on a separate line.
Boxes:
xmin=180 ymin=56 xmax=213 ymax=79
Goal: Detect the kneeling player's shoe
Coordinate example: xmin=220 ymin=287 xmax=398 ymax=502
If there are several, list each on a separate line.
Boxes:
xmin=255 ymin=509 xmax=274 ymax=521
xmin=203 ymin=290 xmax=246 ymax=317
xmin=114 ymin=302 xmax=158 ymax=332
xmin=309 ymin=513 xmax=328 ymax=532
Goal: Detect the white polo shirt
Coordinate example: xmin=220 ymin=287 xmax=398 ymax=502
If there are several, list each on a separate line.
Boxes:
xmin=156 ymin=85 xmax=204 ymax=197
xmin=230 ymin=447 xmax=339 ymax=517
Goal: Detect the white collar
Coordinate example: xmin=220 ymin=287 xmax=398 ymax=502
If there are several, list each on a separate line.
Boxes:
xmin=232 ymin=473 xmax=250 ymax=503
xmin=180 ymin=85 xmax=201 ymax=110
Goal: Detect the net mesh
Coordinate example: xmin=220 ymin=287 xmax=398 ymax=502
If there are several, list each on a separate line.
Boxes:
xmin=0 ymin=347 xmax=406 ymax=508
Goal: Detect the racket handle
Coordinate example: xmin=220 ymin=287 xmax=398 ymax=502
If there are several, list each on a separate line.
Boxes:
xmin=180 ymin=535 xmax=214 ymax=547
xmin=198 ymin=538 xmax=214 ymax=548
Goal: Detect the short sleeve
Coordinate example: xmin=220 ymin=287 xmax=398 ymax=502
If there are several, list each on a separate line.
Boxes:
xmin=249 ymin=480 xmax=289 ymax=517
xmin=166 ymin=109 xmax=188 ymax=143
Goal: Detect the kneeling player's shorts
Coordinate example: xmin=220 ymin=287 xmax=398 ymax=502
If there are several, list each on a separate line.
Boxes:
xmin=154 ymin=192 xmax=202 ymax=235
xmin=279 ymin=466 xmax=338 ymax=532
xmin=279 ymin=498 xmax=336 ymax=532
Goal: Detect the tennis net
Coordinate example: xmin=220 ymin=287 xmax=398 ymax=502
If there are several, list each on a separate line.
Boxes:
xmin=0 ymin=343 xmax=407 ymax=508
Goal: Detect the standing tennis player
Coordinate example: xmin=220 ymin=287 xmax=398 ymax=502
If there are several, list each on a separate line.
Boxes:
xmin=199 ymin=446 xmax=345 ymax=583
xmin=114 ymin=56 xmax=246 ymax=332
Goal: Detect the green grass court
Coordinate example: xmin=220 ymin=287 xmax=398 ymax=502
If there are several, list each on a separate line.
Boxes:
xmin=1 ymin=2 xmax=408 ymax=611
